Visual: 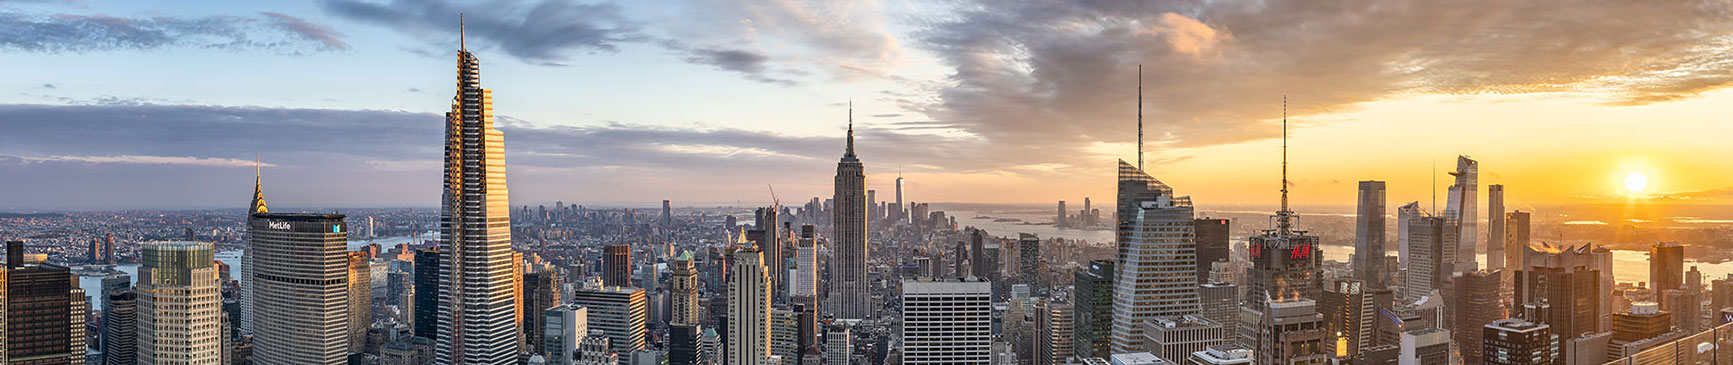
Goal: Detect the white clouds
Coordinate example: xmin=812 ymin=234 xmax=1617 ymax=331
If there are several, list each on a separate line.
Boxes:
xmin=12 ymin=155 xmax=272 ymax=167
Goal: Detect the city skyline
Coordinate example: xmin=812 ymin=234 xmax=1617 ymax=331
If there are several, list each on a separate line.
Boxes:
xmin=6 ymin=1 xmax=1733 ymax=209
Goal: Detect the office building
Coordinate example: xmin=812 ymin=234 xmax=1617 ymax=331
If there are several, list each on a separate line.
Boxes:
xmin=1397 ymin=328 xmax=1450 ymax=365
xmin=1515 ymin=242 xmax=1609 ymax=340
xmin=1652 ymin=242 xmax=1685 ymax=292
xmin=770 ymin=309 xmax=798 ymax=365
xmin=525 ymin=272 xmax=562 ymax=354
xmin=668 ymin=324 xmax=703 ymax=365
xmin=729 ymin=247 xmax=772 ymax=365
xmin=1141 ymin=316 xmax=1226 ymax=364
xmin=0 ymin=241 xmax=88 ymax=364
xmin=578 ymin=332 xmax=617 ymax=365
xmin=1322 ymin=280 xmax=1374 ymax=358
xmin=753 ymin=207 xmax=784 ymax=302
xmin=544 ymin=305 xmax=587 ymax=365
xmin=1668 ymin=288 xmax=1703 ymax=333
xmin=349 ymin=251 xmax=373 ymax=352
xmin=1504 ymin=211 xmax=1530 ymax=274
xmin=830 ymin=104 xmax=870 ymax=320
xmin=1197 ymin=283 xmax=1237 ymax=341
xmin=1243 ymin=298 xmax=1327 ymax=365
xmin=1057 ymin=200 xmax=1068 ymax=227
xmin=1483 ymin=318 xmax=1551 ymax=365
xmin=1453 ymin=270 xmax=1503 ymax=365
xmin=1488 ymin=184 xmax=1506 ymax=272
xmin=1355 ymin=181 xmax=1388 ymax=288
xmin=1194 ymin=218 xmax=1230 ymax=285
xmin=901 ymin=278 xmax=992 ymax=365
xmin=824 ymin=325 xmax=850 ymax=365
xmin=103 ymin=290 xmax=137 ymax=365
xmin=661 ymin=200 xmax=673 ymax=227
xmin=249 ymin=213 xmax=351 ymax=365
xmin=571 ymin=287 xmax=648 ymax=357
xmin=414 ymin=248 xmax=441 ymax=339
xmin=1186 ymin=345 xmax=1252 ymax=365
xmin=793 ymin=227 xmax=818 ymax=301
xmin=604 ymin=245 xmax=633 ymax=288
xmin=1018 ymin=234 xmax=1041 ymax=289
xmin=1444 ymin=155 xmax=1478 ymax=272
xmin=435 ymin=21 xmax=524 ymax=364
xmin=1397 ymin=202 xmax=1449 ymax=304
xmin=1112 ymin=160 xmax=1202 ymax=353
xmin=670 ymin=251 xmax=700 ymax=326
xmin=1035 ymin=300 xmax=1073 ymax=365
xmin=1074 ymin=260 xmax=1114 ymax=359
xmin=1109 ymin=353 xmax=1164 ymax=365
xmin=137 ymin=242 xmax=222 ymax=364
xmin=1611 ymin=302 xmax=1671 ymax=343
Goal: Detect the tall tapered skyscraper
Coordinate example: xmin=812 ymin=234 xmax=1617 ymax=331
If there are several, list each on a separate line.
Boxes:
xmin=830 ymin=103 xmax=869 ymax=320
xmin=1488 ymin=184 xmax=1506 ymax=272
xmin=1354 ymin=181 xmax=1387 ymax=289
xmin=1445 ymin=156 xmax=1478 ymax=273
xmin=435 ymin=18 xmax=522 ymax=364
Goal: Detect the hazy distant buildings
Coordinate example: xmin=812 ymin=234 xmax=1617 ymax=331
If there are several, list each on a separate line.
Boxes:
xmin=830 ymin=106 xmax=870 ymax=320
xmin=1354 ymin=181 xmax=1387 ymax=289
xmin=1111 ymin=160 xmax=1201 ymax=353
xmin=901 ymin=279 xmax=992 ymax=365
xmin=1651 ymin=242 xmax=1684 ymax=292
xmin=436 ymin=23 xmax=523 ymax=364
xmin=249 ymin=213 xmax=350 ymax=365
xmin=1505 ymin=211 xmax=1531 ymax=272
xmin=138 ymin=242 xmax=222 ymax=365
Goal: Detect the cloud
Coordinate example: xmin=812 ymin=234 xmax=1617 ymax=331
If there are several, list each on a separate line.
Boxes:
xmin=912 ymin=0 xmax=1733 ymax=173
xmin=662 ymin=0 xmax=903 ymax=79
xmin=41 ymin=83 xmax=55 ymax=89
xmin=10 ymin=155 xmax=274 ymax=167
xmin=319 ymin=0 xmax=640 ymax=63
xmin=674 ymin=45 xmax=794 ymax=85
xmin=0 ymin=10 xmax=349 ymax=53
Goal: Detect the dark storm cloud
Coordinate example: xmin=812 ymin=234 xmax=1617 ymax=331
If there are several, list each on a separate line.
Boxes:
xmin=0 ymin=10 xmax=349 ymax=53
xmin=318 ymin=0 xmax=641 ymax=63
xmin=914 ymin=0 xmax=1733 ymax=165
xmin=671 ymin=45 xmax=794 ymax=85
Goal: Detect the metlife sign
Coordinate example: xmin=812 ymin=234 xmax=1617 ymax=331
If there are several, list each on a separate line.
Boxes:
xmin=268 ymin=221 xmax=291 ymax=230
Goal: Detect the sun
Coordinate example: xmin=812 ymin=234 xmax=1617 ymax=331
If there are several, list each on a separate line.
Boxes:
xmin=1623 ymin=172 xmax=1648 ymax=195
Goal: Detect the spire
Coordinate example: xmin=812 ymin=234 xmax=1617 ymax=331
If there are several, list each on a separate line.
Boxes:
xmin=845 ymin=100 xmax=856 ymax=158
xmin=250 ymin=154 xmax=269 ymax=216
xmin=1137 ymin=64 xmax=1144 ymax=171
xmin=459 ymin=13 xmax=466 ymax=51
xmin=1277 ymin=96 xmax=1293 ymax=234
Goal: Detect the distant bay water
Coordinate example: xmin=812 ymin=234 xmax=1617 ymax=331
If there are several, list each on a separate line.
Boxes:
xmin=79 ymin=233 xmax=431 ymax=311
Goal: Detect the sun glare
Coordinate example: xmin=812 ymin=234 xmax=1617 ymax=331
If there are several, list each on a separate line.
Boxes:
xmin=1623 ymin=172 xmax=1648 ymax=195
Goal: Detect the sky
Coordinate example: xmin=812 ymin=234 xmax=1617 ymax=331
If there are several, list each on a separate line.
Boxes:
xmin=4 ymin=0 xmax=1733 ymax=210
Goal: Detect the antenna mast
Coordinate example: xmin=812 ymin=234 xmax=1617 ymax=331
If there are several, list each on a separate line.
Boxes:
xmin=1278 ymin=96 xmax=1293 ymax=234
xmin=1137 ymin=64 xmax=1144 ymax=170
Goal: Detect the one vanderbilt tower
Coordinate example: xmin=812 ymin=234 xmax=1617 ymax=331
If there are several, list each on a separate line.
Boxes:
xmin=436 ymin=17 xmax=522 ymax=364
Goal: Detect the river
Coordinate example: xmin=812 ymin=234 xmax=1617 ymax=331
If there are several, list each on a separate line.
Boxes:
xmin=78 ymin=233 xmax=432 ymax=310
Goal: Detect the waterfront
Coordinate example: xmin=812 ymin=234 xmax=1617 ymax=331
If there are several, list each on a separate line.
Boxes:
xmin=78 ymin=233 xmax=430 ymax=310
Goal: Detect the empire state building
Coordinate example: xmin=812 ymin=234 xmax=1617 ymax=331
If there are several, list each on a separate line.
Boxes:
xmin=830 ymin=104 xmax=869 ymax=320
xmin=435 ymin=18 xmax=522 ymax=364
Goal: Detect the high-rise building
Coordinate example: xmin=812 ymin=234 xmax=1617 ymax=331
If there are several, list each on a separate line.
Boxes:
xmin=830 ymin=104 xmax=869 ymax=320
xmin=137 ymin=242 xmax=222 ymax=365
xmin=1398 ymin=203 xmax=1448 ymax=304
xmin=544 ymin=305 xmax=587 ymax=365
xmin=1651 ymin=242 xmax=1685 ymax=292
xmin=1453 ymin=270 xmax=1503 ymax=365
xmin=1610 ymin=302 xmax=1671 ymax=343
xmin=1321 ymin=280 xmax=1373 ymax=359
xmin=1141 ymin=316 xmax=1227 ymax=364
xmin=1484 ymin=318 xmax=1551 ymax=365
xmin=524 ymin=272 xmax=562 ymax=354
xmin=753 ymin=207 xmax=784 ymax=301
xmin=1017 ymin=233 xmax=1041 ymax=289
xmin=604 ymin=245 xmax=633 ymax=288
xmin=670 ymin=251 xmax=700 ymax=326
xmin=436 ymin=19 xmax=523 ymax=364
xmin=668 ymin=324 xmax=704 ymax=365
xmin=414 ymin=248 xmax=441 ymax=339
xmin=1034 ymin=301 xmax=1073 ymax=365
xmin=1505 ymin=211 xmax=1530 ymax=273
xmin=1514 ymin=242 xmax=1608 ymax=342
xmin=661 ymin=200 xmax=674 ymax=227
xmin=1665 ymin=289 xmax=1702 ymax=333
xmin=0 ymin=241 xmax=88 ymax=364
xmin=1057 ymin=200 xmax=1068 ymax=227
xmin=770 ymin=309 xmax=799 ymax=365
xmin=792 ymin=228 xmax=817 ymax=302
xmin=348 ymin=251 xmax=373 ymax=352
xmin=1355 ymin=181 xmax=1388 ymax=289
xmin=824 ymin=325 xmax=850 ymax=365
xmin=1073 ymin=260 xmax=1114 ymax=359
xmin=249 ymin=213 xmax=350 ymax=365
xmin=1243 ymin=299 xmax=1328 ymax=365
xmin=570 ymin=287 xmax=648 ymax=357
xmin=103 ymin=290 xmax=137 ymax=365
xmin=1397 ymin=328 xmax=1450 ymax=365
xmin=1444 ymin=155 xmax=1479 ymax=272
xmin=1198 ymin=283 xmax=1237 ymax=341
xmin=729 ymin=248 xmax=772 ymax=365
xmin=1243 ymin=119 xmax=1322 ymax=313
xmin=1194 ymin=218 xmax=1230 ymax=285
xmin=1111 ymin=160 xmax=1201 ymax=353
xmin=895 ymin=174 xmax=906 ymax=222
xmin=88 ymin=237 xmax=102 ymax=264
xmin=1488 ymin=184 xmax=1506 ymax=272
xmin=901 ymin=279 xmax=992 ymax=365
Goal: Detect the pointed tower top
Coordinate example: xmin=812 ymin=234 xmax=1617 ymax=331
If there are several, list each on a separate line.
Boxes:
xmin=1137 ymin=64 xmax=1144 ymax=171
xmin=1277 ymin=95 xmax=1293 ymax=234
xmin=844 ymin=99 xmax=856 ymax=158
xmin=250 ymin=155 xmax=269 ymax=216
xmin=459 ymin=13 xmax=467 ymax=51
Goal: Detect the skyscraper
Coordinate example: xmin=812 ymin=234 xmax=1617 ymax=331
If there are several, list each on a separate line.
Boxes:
xmin=1034 ymin=300 xmax=1073 ymax=365
xmin=1398 ymin=202 xmax=1448 ymax=304
xmin=1484 ymin=319 xmax=1551 ymax=365
xmin=603 ymin=244 xmax=632 ymax=288
xmin=1245 ymin=299 xmax=1328 ymax=365
xmin=414 ymin=248 xmax=441 ymax=339
xmin=436 ymin=18 xmax=522 ymax=364
xmin=1321 ymin=280 xmax=1373 ymax=359
xmin=729 ymin=247 xmax=772 ymax=365
xmin=670 ymin=251 xmax=700 ymax=326
xmin=0 ymin=240 xmax=88 ymax=364
xmin=754 ymin=207 xmax=785 ymax=303
xmin=137 ymin=242 xmax=222 ymax=365
xmin=1354 ymin=181 xmax=1387 ymax=289
xmin=901 ymin=278 xmax=992 ymax=365
xmin=1194 ymin=218 xmax=1230 ymax=285
xmin=1488 ymin=184 xmax=1506 ymax=272
xmin=1073 ymin=260 xmax=1114 ymax=359
xmin=1453 ymin=270 xmax=1503 ymax=365
xmin=661 ymin=200 xmax=673 ymax=227
xmin=543 ymin=305 xmax=587 ymax=365
xmin=241 ymin=162 xmax=269 ymax=335
xmin=1651 ymin=242 xmax=1684 ymax=292
xmin=570 ymin=287 xmax=648 ymax=357
xmin=1017 ymin=233 xmax=1041 ymax=289
xmin=524 ymin=271 xmax=561 ymax=354
xmin=830 ymin=103 xmax=869 ymax=320
xmin=103 ymin=291 xmax=137 ymax=365
xmin=1514 ymin=242 xmax=1606 ymax=341
xmin=1111 ymin=160 xmax=1201 ymax=353
xmin=1444 ymin=155 xmax=1479 ymax=272
xmin=249 ymin=213 xmax=351 ymax=365
xmin=895 ymin=174 xmax=906 ymax=222
xmin=1056 ymin=200 xmax=1068 ymax=227
xmin=1243 ymin=110 xmax=1322 ymax=311
xmin=1398 ymin=328 xmax=1450 ymax=365
xmin=792 ymin=227 xmax=817 ymax=303
xmin=348 ymin=251 xmax=373 ymax=352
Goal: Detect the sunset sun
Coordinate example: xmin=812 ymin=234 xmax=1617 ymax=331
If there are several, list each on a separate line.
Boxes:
xmin=1623 ymin=171 xmax=1649 ymax=195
